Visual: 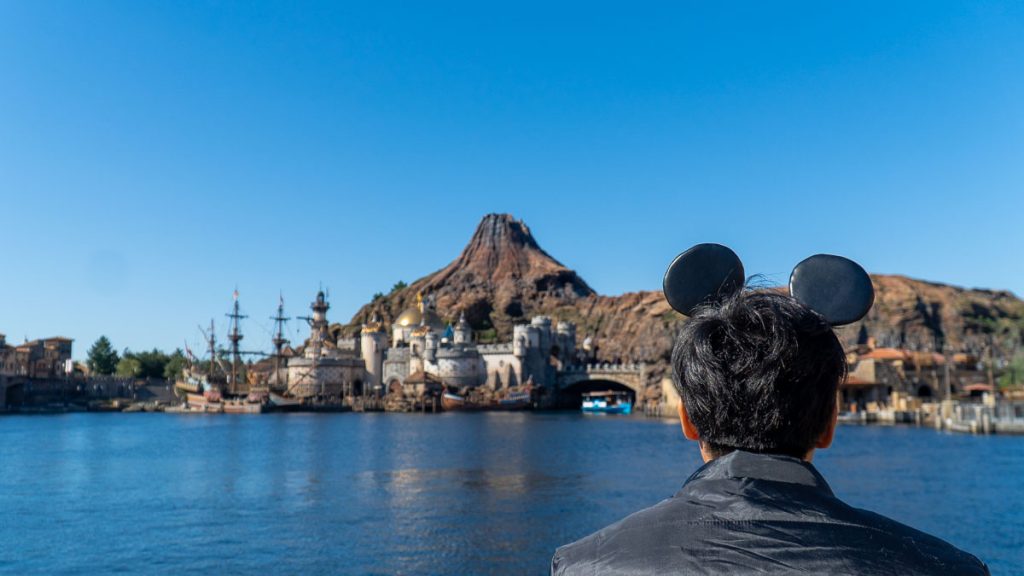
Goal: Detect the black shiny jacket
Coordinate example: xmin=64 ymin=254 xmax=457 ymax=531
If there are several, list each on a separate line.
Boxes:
xmin=552 ymin=451 xmax=988 ymax=575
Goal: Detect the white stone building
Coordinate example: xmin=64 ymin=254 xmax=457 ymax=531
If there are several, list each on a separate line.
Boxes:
xmin=282 ymin=290 xmax=579 ymax=402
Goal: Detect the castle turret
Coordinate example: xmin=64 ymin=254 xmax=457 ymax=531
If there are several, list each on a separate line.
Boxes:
xmin=513 ymin=325 xmax=529 ymax=358
xmin=531 ymin=316 xmax=552 ymax=356
xmin=310 ymin=290 xmax=330 ymax=345
xmin=556 ymin=321 xmax=576 ymax=364
xmin=424 ymin=329 xmax=439 ymax=363
xmin=360 ymin=312 xmax=386 ymax=395
xmin=454 ymin=312 xmax=473 ymax=345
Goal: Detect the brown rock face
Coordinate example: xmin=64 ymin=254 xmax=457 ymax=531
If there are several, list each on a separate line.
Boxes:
xmin=346 ymin=214 xmax=594 ymax=336
xmin=346 ymin=214 xmax=1024 ymax=386
xmin=839 ymin=275 xmax=1024 ymax=354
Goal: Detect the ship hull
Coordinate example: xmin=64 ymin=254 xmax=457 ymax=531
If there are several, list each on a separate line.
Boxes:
xmin=581 ymin=403 xmax=632 ymax=415
xmin=267 ymin=392 xmax=303 ymax=413
xmin=184 ymin=393 xmax=224 ymax=413
xmin=222 ymin=401 xmax=264 ymax=414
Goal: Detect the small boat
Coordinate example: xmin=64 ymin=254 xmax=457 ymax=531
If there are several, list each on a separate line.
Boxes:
xmin=581 ymin=390 xmax=632 ymax=415
xmin=267 ymin=392 xmax=303 ymax=412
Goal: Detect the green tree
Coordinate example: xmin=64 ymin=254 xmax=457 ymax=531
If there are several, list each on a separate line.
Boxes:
xmin=998 ymin=353 xmax=1024 ymax=389
xmin=115 ymin=356 xmax=142 ymax=378
xmin=86 ymin=336 xmax=120 ymax=375
xmin=164 ymin=349 xmax=187 ymax=381
xmin=132 ymin=348 xmax=170 ymax=378
xmin=390 ymin=280 xmax=407 ymax=294
xmin=118 ymin=348 xmax=172 ymax=379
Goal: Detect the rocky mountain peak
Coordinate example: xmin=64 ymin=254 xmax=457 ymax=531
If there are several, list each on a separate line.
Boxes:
xmin=345 ymin=213 xmax=593 ymax=335
xmin=429 ymin=213 xmax=593 ymax=295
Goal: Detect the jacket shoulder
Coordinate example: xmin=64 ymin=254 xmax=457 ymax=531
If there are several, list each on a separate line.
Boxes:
xmin=840 ymin=505 xmax=990 ymax=575
xmin=552 ymin=498 xmax=682 ymax=575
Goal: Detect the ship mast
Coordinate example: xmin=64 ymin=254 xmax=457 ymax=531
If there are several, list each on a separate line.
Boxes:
xmin=202 ymin=318 xmax=218 ymax=387
xmin=226 ymin=290 xmax=247 ymax=396
xmin=271 ymin=294 xmax=290 ymax=392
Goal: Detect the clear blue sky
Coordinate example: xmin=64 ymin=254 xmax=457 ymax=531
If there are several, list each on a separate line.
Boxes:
xmin=1 ymin=1 xmax=1022 ymax=358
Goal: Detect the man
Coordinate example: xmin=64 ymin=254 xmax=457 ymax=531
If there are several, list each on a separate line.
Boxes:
xmin=552 ymin=290 xmax=988 ymax=575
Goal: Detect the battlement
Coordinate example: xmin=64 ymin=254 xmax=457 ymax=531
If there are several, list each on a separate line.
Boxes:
xmin=385 ymin=347 xmax=411 ymax=362
xmin=335 ymin=337 xmax=358 ymax=351
xmin=435 ymin=347 xmax=480 ymax=359
xmin=561 ymin=362 xmax=645 ymax=373
xmin=478 ymin=343 xmax=514 ymax=354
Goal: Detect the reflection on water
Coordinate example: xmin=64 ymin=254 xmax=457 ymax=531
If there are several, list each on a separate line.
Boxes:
xmin=0 ymin=413 xmax=1020 ymax=574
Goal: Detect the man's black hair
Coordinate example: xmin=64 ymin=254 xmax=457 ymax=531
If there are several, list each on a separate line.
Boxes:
xmin=671 ymin=289 xmax=847 ymax=458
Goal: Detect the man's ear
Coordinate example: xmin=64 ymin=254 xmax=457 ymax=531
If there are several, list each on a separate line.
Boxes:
xmin=816 ymin=403 xmax=839 ymax=449
xmin=678 ymin=402 xmax=700 ymax=441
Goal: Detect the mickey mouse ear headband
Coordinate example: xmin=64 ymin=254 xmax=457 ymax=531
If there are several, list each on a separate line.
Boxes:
xmin=662 ymin=243 xmax=874 ymax=326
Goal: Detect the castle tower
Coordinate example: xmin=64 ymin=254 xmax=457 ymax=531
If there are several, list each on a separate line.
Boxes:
xmin=531 ymin=316 xmax=552 ymax=356
xmin=513 ymin=325 xmax=529 ymax=358
xmin=556 ymin=321 xmax=576 ymax=364
xmin=360 ymin=312 xmax=386 ymax=395
xmin=424 ymin=329 xmax=439 ymax=363
xmin=454 ymin=312 xmax=473 ymax=344
xmin=310 ymin=290 xmax=330 ymax=347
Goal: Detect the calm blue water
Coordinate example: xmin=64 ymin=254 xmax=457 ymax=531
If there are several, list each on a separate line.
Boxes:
xmin=0 ymin=413 xmax=1020 ymax=575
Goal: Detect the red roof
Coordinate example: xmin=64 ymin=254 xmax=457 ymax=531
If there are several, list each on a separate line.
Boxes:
xmin=844 ymin=375 xmax=879 ymax=387
xmin=860 ymin=348 xmax=909 ymax=361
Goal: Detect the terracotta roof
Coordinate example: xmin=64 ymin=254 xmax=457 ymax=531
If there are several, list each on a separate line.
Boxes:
xmin=964 ymin=384 xmax=994 ymax=392
xmin=952 ymin=353 xmax=978 ymax=364
xmin=860 ymin=348 xmax=909 ymax=361
xmin=844 ymin=375 xmax=879 ymax=387
xmin=907 ymin=351 xmax=946 ymax=366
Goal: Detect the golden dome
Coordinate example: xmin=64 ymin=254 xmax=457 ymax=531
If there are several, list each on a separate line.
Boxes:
xmin=396 ymin=307 xmax=444 ymax=330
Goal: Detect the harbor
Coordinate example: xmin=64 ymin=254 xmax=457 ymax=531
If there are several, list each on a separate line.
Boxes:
xmin=1 ymin=411 xmax=1020 ymax=574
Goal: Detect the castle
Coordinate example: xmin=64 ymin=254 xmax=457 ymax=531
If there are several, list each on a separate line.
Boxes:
xmin=274 ymin=291 xmax=578 ymax=402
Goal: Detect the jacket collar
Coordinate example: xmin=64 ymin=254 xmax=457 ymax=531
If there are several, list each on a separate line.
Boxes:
xmin=679 ymin=450 xmax=835 ymax=497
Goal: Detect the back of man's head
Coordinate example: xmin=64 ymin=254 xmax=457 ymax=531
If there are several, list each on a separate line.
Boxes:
xmin=672 ymin=290 xmax=847 ymax=459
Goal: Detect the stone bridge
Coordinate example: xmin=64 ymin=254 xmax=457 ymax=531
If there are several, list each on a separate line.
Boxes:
xmin=556 ymin=362 xmax=648 ymax=400
xmin=0 ymin=375 xmax=171 ymax=410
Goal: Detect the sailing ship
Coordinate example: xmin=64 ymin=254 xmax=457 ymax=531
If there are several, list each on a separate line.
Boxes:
xmin=173 ymin=316 xmax=229 ymax=412
xmin=174 ymin=291 xmax=286 ymax=414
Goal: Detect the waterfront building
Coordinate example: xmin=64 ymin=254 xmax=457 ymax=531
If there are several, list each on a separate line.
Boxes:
xmin=0 ymin=333 xmax=73 ymax=379
xmin=379 ymin=293 xmax=577 ymax=400
xmin=247 ymin=289 xmax=593 ymax=406
xmin=284 ymin=291 xmax=364 ymax=400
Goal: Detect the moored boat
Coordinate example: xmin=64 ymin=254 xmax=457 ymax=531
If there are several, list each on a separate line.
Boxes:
xmin=581 ymin=390 xmax=632 ymax=415
xmin=268 ymin=392 xmax=303 ymax=412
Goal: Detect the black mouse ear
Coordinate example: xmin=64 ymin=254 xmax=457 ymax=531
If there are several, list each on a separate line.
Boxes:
xmin=789 ymin=254 xmax=874 ymax=326
xmin=663 ymin=244 xmax=745 ymax=316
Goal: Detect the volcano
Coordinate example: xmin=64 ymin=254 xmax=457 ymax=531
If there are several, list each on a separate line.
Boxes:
xmin=345 ymin=213 xmax=1024 ymax=392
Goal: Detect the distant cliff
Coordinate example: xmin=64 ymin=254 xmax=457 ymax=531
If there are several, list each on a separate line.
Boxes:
xmin=344 ymin=213 xmax=1024 ymax=387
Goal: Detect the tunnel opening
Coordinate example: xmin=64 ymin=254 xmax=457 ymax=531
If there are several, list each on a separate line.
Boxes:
xmin=556 ymin=379 xmax=637 ymax=410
